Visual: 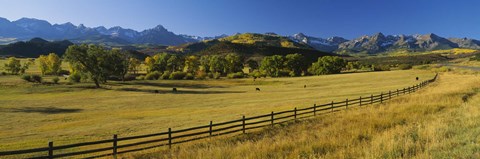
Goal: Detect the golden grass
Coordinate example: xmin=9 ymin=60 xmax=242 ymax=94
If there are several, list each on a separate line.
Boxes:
xmin=129 ymin=72 xmax=480 ymax=159
xmin=387 ymin=48 xmax=478 ymax=56
xmin=0 ymin=70 xmax=434 ymax=152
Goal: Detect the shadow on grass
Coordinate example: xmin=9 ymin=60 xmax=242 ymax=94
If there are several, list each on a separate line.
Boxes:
xmin=116 ymin=87 xmax=245 ymax=94
xmin=1 ymin=106 xmax=83 ymax=114
xmin=116 ymin=81 xmax=227 ymax=89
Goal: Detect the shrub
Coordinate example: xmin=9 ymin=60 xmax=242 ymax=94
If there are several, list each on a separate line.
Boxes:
xmin=195 ymin=70 xmax=207 ymax=80
xmin=145 ymin=71 xmax=162 ymax=80
xmin=207 ymin=72 xmax=214 ymax=79
xmin=136 ymin=75 xmax=145 ymax=80
xmin=397 ymin=64 xmax=412 ymax=70
xmin=31 ymin=75 xmax=42 ymax=83
xmin=213 ymin=72 xmax=222 ymax=79
xmin=278 ymin=70 xmax=290 ymax=77
xmin=250 ymin=70 xmax=264 ymax=78
xmin=160 ymin=71 xmax=171 ymax=79
xmin=185 ymin=73 xmax=195 ymax=80
xmin=124 ymin=74 xmax=137 ymax=81
xmin=58 ymin=70 xmax=70 ymax=75
xmin=169 ymin=71 xmax=187 ymax=80
xmin=432 ymin=66 xmax=451 ymax=72
xmin=21 ymin=74 xmax=32 ymax=82
xmin=372 ymin=64 xmax=391 ymax=71
xmin=227 ymin=72 xmax=244 ymax=79
xmin=52 ymin=77 xmax=60 ymax=84
xmin=69 ymin=72 xmax=82 ymax=83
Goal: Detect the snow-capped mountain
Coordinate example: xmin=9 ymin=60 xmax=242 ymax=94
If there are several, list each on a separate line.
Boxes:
xmin=0 ymin=17 xmax=225 ymax=46
xmin=336 ymin=32 xmax=469 ymax=54
xmin=289 ymin=33 xmax=348 ymax=52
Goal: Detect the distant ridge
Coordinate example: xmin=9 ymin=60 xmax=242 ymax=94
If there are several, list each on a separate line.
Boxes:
xmin=0 ymin=17 xmax=223 ymax=46
xmin=0 ymin=17 xmax=479 ymax=55
xmin=0 ymin=38 xmax=73 ymax=57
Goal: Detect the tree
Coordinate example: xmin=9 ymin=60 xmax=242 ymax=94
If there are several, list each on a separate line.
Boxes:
xmin=144 ymin=56 xmax=156 ymax=73
xmin=106 ymin=49 xmax=130 ymax=81
xmin=64 ymin=44 xmax=109 ymax=88
xmin=37 ymin=55 xmax=49 ymax=75
xmin=153 ymin=53 xmax=171 ymax=72
xmin=224 ymin=53 xmax=243 ymax=73
xmin=47 ymin=53 xmax=62 ymax=75
xmin=19 ymin=60 xmax=33 ymax=74
xmin=308 ymin=56 xmax=346 ymax=75
xmin=209 ymin=55 xmax=226 ymax=74
xmin=4 ymin=57 xmax=22 ymax=75
xmin=246 ymin=59 xmax=259 ymax=70
xmin=184 ymin=55 xmax=200 ymax=74
xmin=167 ymin=54 xmax=184 ymax=72
xmin=199 ymin=55 xmax=211 ymax=73
xmin=128 ymin=58 xmax=141 ymax=75
xmin=260 ymin=55 xmax=284 ymax=77
xmin=37 ymin=53 xmax=62 ymax=75
xmin=346 ymin=61 xmax=360 ymax=71
xmin=284 ymin=53 xmax=306 ymax=76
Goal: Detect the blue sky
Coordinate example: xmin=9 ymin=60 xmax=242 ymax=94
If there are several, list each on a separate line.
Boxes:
xmin=0 ymin=0 xmax=479 ymax=39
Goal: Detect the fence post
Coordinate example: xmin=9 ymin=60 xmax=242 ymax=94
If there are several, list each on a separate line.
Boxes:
xmin=380 ymin=93 xmax=383 ymax=103
xmin=346 ymin=98 xmax=348 ymax=110
xmin=403 ymin=88 xmax=406 ymax=94
xmin=408 ymin=86 xmax=411 ymax=94
xmin=313 ymin=104 xmax=316 ymax=116
xmin=271 ymin=111 xmax=274 ymax=126
xmin=48 ymin=141 xmax=53 ymax=159
xmin=242 ymin=115 xmax=246 ymax=134
xmin=168 ymin=128 xmax=172 ymax=149
xmin=396 ymin=89 xmax=399 ymax=96
xmin=389 ymin=90 xmax=391 ymax=100
xmin=113 ymin=134 xmax=118 ymax=159
xmin=331 ymin=101 xmax=334 ymax=113
xmin=209 ymin=121 xmax=213 ymax=136
xmin=294 ymin=107 xmax=297 ymax=122
xmin=370 ymin=94 xmax=373 ymax=104
xmin=359 ymin=96 xmax=362 ymax=106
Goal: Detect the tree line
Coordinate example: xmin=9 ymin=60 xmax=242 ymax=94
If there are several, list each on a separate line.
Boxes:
xmin=3 ymin=44 xmax=349 ymax=88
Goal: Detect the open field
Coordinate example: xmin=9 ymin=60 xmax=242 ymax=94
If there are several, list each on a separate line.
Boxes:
xmin=0 ymin=70 xmax=434 ymax=151
xmin=131 ymin=72 xmax=480 ymax=159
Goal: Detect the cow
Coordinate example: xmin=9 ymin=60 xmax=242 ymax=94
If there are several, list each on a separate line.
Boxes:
xmin=304 ymin=85 xmax=306 ymax=88
xmin=172 ymin=88 xmax=177 ymax=92
xmin=255 ymin=88 xmax=261 ymax=91
xmin=416 ymin=77 xmax=419 ymax=81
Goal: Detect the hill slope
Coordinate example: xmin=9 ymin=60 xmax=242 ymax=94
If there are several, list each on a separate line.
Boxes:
xmin=168 ymin=33 xmax=337 ymax=61
xmin=0 ymin=38 xmax=73 ymax=57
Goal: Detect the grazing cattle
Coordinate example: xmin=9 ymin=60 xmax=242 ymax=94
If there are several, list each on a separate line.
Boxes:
xmin=462 ymin=95 xmax=469 ymax=103
xmin=255 ymin=88 xmax=261 ymax=91
xmin=416 ymin=77 xmax=419 ymax=81
xmin=304 ymin=85 xmax=306 ymax=88
xmin=154 ymin=90 xmax=159 ymax=93
xmin=172 ymin=88 xmax=177 ymax=92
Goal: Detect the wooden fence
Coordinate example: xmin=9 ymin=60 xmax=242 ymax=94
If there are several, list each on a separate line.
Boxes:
xmin=0 ymin=74 xmax=438 ymax=159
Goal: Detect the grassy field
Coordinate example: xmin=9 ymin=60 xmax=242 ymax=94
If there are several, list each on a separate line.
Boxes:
xmin=131 ymin=72 xmax=480 ymax=159
xmin=0 ymin=69 xmax=434 ymax=152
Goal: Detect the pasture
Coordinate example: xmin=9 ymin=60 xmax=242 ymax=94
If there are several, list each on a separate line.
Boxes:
xmin=132 ymin=72 xmax=480 ymax=159
xmin=0 ymin=69 xmax=434 ymax=151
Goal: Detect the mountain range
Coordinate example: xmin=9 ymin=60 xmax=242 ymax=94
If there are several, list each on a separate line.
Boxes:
xmin=0 ymin=17 xmax=226 ymax=46
xmin=290 ymin=32 xmax=480 ymax=54
xmin=1 ymin=17 xmax=479 ymax=55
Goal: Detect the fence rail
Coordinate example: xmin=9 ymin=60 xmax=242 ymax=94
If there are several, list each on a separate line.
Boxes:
xmin=0 ymin=73 xmax=438 ymax=159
